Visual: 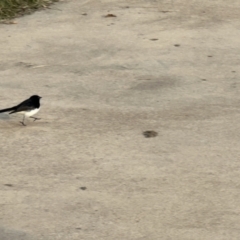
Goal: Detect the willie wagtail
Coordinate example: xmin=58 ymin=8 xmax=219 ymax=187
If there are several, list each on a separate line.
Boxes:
xmin=0 ymin=95 xmax=42 ymax=126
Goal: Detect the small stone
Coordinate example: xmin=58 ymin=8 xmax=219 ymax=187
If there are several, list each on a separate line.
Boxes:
xmin=143 ymin=131 xmax=158 ymax=138
xmin=4 ymin=184 xmax=13 ymax=187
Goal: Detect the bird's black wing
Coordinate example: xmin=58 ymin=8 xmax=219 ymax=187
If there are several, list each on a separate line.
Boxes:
xmin=10 ymin=98 xmax=35 ymax=113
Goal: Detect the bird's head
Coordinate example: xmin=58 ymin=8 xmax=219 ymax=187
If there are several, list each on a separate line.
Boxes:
xmin=30 ymin=95 xmax=41 ymax=102
xmin=30 ymin=95 xmax=42 ymax=101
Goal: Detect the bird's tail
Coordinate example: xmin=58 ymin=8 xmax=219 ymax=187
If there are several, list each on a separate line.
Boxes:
xmin=0 ymin=107 xmax=15 ymax=113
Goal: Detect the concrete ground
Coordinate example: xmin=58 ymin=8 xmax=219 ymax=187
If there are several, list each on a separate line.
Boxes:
xmin=1 ymin=0 xmax=240 ymax=239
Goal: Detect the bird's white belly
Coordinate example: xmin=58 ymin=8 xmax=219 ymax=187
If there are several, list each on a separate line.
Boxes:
xmin=19 ymin=108 xmax=40 ymax=117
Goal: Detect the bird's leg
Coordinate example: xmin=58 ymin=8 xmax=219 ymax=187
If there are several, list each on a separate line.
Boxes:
xmin=30 ymin=116 xmax=41 ymax=121
xmin=20 ymin=115 xmax=26 ymax=126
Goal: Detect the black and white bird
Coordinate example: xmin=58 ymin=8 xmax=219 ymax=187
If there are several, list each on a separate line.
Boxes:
xmin=0 ymin=95 xmax=42 ymax=126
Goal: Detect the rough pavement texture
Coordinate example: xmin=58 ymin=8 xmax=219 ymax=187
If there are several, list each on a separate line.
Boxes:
xmin=1 ymin=0 xmax=240 ymax=239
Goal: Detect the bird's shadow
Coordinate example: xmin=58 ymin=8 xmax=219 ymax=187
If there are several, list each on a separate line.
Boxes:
xmin=0 ymin=113 xmax=10 ymax=120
